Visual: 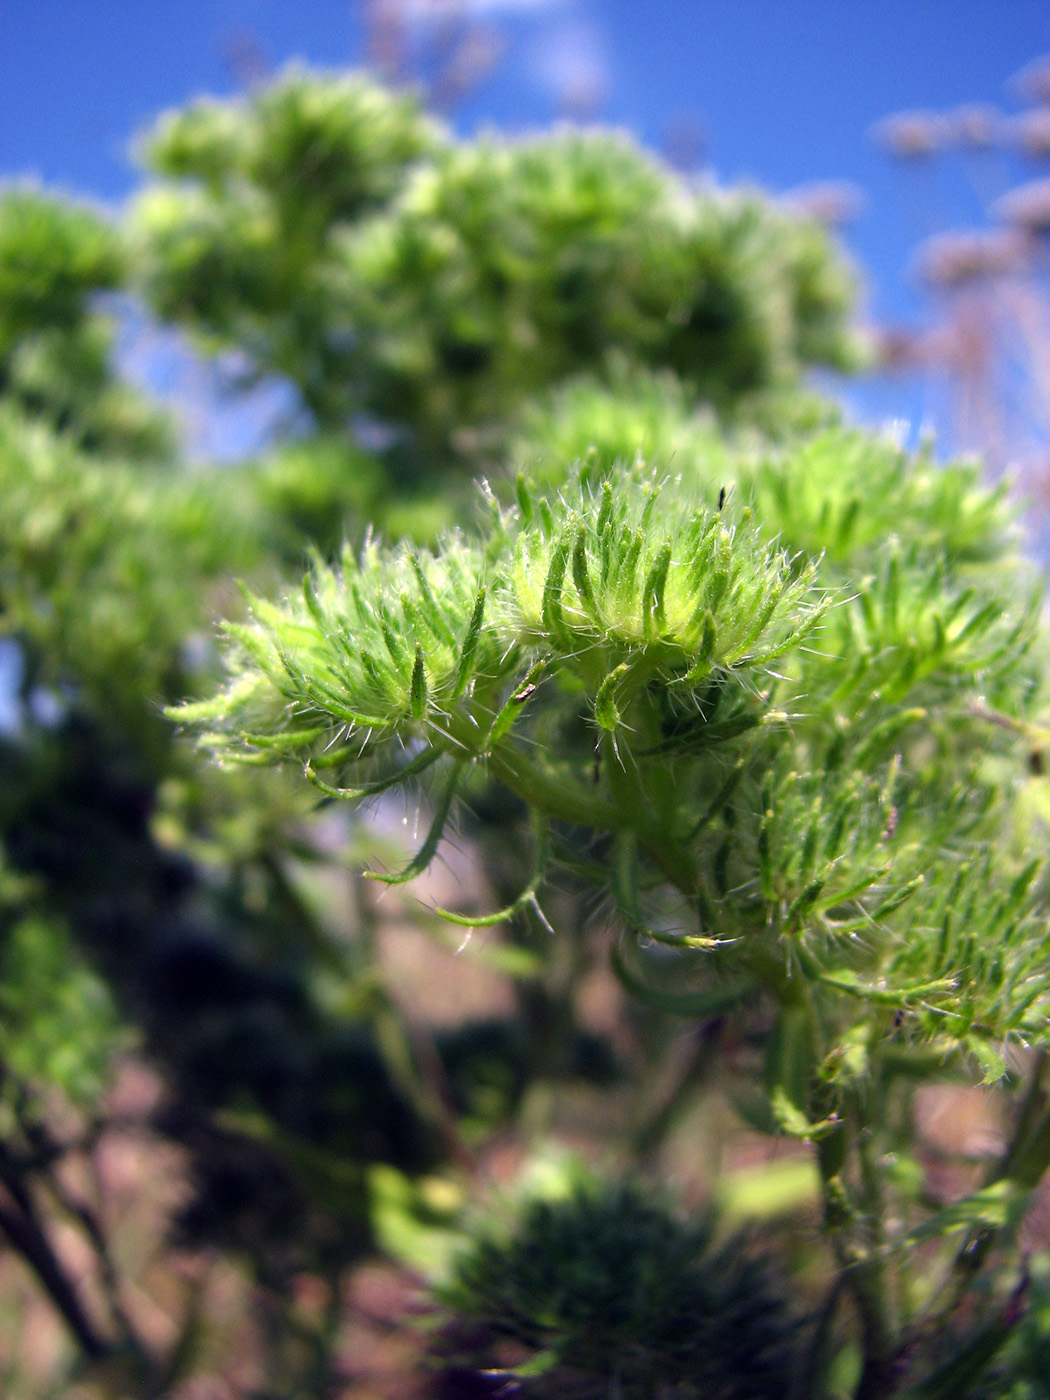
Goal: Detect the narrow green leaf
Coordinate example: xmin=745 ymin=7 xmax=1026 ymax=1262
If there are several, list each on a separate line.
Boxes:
xmin=541 ymin=532 xmax=571 ymax=641
xmin=768 ymin=1086 xmax=841 ymax=1141
xmin=303 ymin=575 xmax=326 ymax=628
xmin=451 ymin=585 xmax=487 ymax=699
xmin=642 ymin=541 xmax=672 ymax=639
xmin=238 ymin=726 xmax=330 ymax=750
xmin=364 ymin=762 xmax=463 ymax=885
xmin=675 ymin=611 xmax=718 ymax=688
xmin=595 ymin=662 xmax=632 ymax=732
xmin=304 ymin=745 xmax=443 ymax=800
xmin=904 ymin=1180 xmax=1025 ymax=1248
xmin=410 ymin=645 xmax=427 ymax=720
xmin=596 ymin=479 xmax=614 ymax=539
xmin=515 ymin=472 xmax=533 ymax=523
xmin=410 ymin=554 xmax=456 ymax=647
xmin=571 ymin=524 xmax=599 ymax=621
xmin=853 ymin=708 xmax=927 ymax=766
xmin=611 ymin=833 xmax=730 ymax=949
xmin=432 ymin=818 xmax=550 ymax=928
xmin=486 ymin=662 xmax=546 ymax=748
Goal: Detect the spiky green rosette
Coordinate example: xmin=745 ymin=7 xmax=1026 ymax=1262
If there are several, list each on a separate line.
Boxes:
xmin=434 ymin=1175 xmax=798 ymax=1400
xmin=174 ymin=427 xmax=1050 ymax=1118
xmin=175 ymin=456 xmax=824 ymax=887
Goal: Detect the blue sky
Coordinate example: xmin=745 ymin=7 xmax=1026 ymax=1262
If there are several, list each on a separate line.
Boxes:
xmin=3 ymin=0 xmax=1050 ymax=444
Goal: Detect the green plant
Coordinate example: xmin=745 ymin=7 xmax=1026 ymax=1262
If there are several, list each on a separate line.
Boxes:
xmin=436 ymin=1172 xmax=799 ymax=1399
xmin=129 ymin=67 xmax=859 ymax=480
xmin=3 ymin=59 xmax=1047 ymax=1400
xmin=0 ymin=189 xmax=172 ymax=459
xmin=182 ymin=405 xmax=1050 ymax=1396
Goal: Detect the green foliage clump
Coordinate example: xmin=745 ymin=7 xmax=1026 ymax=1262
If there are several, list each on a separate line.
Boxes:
xmin=130 ymin=68 xmax=859 ymax=470
xmin=0 ymin=405 xmax=261 ymax=741
xmin=238 ymin=435 xmax=386 ymax=563
xmin=511 ymin=372 xmax=1018 ymax=572
xmin=131 ymin=68 xmax=441 ymax=427
xmin=508 ymin=365 xmax=716 ymax=485
xmin=141 ymin=66 xmax=440 ymax=224
xmin=0 ymin=915 xmax=124 ymax=1110
xmin=177 ymin=455 xmax=824 ymax=861
xmin=744 ymin=428 xmax=1019 ymax=571
xmin=184 ymin=404 xmax=1050 ymax=1394
xmin=436 ymin=1174 xmax=798 ymax=1399
xmin=335 ymin=138 xmax=860 ymax=457
xmin=0 ymin=189 xmax=120 ymax=350
xmin=0 ymin=189 xmax=172 ymax=458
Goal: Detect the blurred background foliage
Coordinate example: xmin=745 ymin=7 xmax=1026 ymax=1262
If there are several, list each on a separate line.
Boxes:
xmin=0 ymin=191 xmax=173 ymax=462
xmin=0 ymin=27 xmax=1048 ymax=1400
xmin=129 ymin=68 xmax=860 ymax=482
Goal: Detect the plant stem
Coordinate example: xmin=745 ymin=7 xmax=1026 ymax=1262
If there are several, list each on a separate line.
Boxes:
xmin=813 ymin=1096 xmax=898 ymax=1400
xmin=851 ymin=1123 xmax=898 ymax=1400
xmin=0 ymin=1153 xmax=112 ymax=1362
